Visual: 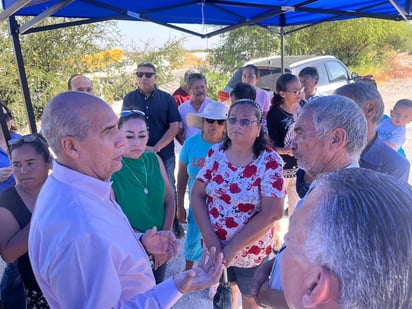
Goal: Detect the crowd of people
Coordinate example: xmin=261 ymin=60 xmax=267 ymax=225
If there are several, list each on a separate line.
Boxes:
xmin=0 ymin=62 xmax=411 ymax=309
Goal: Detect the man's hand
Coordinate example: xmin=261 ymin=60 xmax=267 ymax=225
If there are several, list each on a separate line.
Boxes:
xmin=253 ymin=279 xmax=273 ymax=308
xmin=173 ymin=247 xmax=224 ymax=294
xmin=250 ymin=258 xmax=275 ymax=299
xmin=141 ymin=227 xmax=178 ymax=260
xmin=0 ymin=167 xmax=12 ymax=182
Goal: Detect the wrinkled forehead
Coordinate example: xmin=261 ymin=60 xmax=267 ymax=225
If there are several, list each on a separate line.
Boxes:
xmin=71 ymin=76 xmax=91 ymax=85
xmin=295 ymin=110 xmax=315 ymax=130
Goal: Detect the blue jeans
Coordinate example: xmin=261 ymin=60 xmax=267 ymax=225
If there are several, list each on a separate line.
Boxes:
xmin=0 ymin=262 xmax=26 ymax=309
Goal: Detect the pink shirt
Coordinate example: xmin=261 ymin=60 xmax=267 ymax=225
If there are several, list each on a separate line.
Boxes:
xmin=255 ymin=87 xmax=270 ymax=113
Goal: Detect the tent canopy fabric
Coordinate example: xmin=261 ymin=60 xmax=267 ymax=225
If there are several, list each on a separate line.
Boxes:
xmin=1 ymin=0 xmax=411 ymax=37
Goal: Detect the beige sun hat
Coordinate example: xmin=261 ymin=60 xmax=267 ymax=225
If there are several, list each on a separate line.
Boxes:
xmin=187 ymin=101 xmax=229 ymax=129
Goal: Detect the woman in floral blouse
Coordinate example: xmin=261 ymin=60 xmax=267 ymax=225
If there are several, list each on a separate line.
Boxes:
xmin=191 ymin=99 xmax=285 ymax=309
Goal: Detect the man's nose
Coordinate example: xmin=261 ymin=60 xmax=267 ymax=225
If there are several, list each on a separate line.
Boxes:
xmin=19 ymin=165 xmax=30 ymax=174
xmin=117 ymin=132 xmax=127 ymax=148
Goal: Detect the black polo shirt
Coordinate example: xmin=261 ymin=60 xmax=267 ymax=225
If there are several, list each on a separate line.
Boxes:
xmin=122 ymin=86 xmax=181 ymax=161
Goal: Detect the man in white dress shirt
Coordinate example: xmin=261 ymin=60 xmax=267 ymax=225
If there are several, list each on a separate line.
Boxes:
xmin=29 ymin=91 xmax=223 ymax=308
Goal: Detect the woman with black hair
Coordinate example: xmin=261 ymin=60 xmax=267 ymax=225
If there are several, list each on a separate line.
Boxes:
xmin=267 ymin=73 xmax=304 ymax=217
xmin=0 ymin=134 xmax=52 ymax=308
xmin=192 ymin=99 xmax=285 ymax=309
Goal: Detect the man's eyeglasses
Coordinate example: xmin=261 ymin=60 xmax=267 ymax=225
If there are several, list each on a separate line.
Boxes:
xmin=121 ymin=110 xmax=145 ymax=118
xmin=136 ymin=72 xmax=156 ymax=78
xmin=205 ymin=118 xmax=225 ymax=125
xmin=285 ymin=88 xmax=304 ymax=95
xmin=227 ymin=118 xmax=258 ymax=127
xmin=8 ymin=134 xmax=48 ymax=146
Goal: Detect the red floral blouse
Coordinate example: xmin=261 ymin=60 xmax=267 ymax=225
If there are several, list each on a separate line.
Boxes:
xmin=196 ymin=144 xmax=285 ymax=267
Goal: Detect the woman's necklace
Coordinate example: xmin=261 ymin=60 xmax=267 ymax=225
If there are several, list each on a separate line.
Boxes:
xmin=122 ymin=158 xmax=149 ymax=195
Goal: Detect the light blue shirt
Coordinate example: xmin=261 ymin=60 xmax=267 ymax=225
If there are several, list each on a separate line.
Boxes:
xmin=269 ymin=161 xmax=360 ymax=290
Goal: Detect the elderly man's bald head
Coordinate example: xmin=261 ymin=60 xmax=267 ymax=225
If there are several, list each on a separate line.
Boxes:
xmin=68 ymin=74 xmax=94 ymax=94
xmin=41 ymin=91 xmax=111 ymax=155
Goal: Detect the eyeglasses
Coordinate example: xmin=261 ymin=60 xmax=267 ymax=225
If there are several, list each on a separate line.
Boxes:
xmin=285 ymin=88 xmax=304 ymax=95
xmin=205 ymin=118 xmax=225 ymax=125
xmin=136 ymin=72 xmax=155 ymax=78
xmin=8 ymin=134 xmax=48 ymax=146
xmin=120 ymin=110 xmax=145 ymax=118
xmin=227 ymin=118 xmax=258 ymax=127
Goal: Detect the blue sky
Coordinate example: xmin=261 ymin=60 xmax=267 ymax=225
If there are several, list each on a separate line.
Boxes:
xmin=117 ymin=20 xmax=222 ymax=51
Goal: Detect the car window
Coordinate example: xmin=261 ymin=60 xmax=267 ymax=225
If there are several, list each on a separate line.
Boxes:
xmin=314 ymin=63 xmax=329 ymax=86
xmin=257 ymin=68 xmax=290 ymax=91
xmin=325 ymin=61 xmax=349 ymax=83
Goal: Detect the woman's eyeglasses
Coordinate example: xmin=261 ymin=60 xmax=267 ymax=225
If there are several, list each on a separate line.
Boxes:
xmin=8 ymin=134 xmax=48 ymax=146
xmin=285 ymin=88 xmax=304 ymax=95
xmin=136 ymin=72 xmax=155 ymax=78
xmin=227 ymin=118 xmax=258 ymax=127
xmin=120 ymin=110 xmax=145 ymax=118
xmin=205 ymin=118 xmax=225 ymax=125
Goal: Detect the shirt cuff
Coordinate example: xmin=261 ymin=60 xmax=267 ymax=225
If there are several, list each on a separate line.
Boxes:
xmin=156 ymin=278 xmax=183 ymax=308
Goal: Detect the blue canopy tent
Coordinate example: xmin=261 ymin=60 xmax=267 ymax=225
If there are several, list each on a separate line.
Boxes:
xmin=0 ymin=0 xmax=411 ymax=134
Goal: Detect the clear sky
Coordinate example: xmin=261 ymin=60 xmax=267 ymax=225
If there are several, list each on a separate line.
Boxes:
xmin=117 ymin=20 xmax=222 ymax=51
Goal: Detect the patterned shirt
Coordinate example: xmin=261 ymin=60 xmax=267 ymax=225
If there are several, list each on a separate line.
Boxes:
xmin=196 ymin=144 xmax=285 ymax=268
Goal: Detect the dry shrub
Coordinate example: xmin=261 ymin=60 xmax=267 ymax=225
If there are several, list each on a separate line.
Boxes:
xmin=374 ymin=53 xmax=412 ymax=82
xmin=182 ymin=52 xmax=208 ymax=68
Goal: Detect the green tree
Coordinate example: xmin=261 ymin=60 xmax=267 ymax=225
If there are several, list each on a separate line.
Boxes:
xmin=97 ymin=38 xmax=186 ymax=104
xmin=0 ymin=17 xmax=119 ymax=129
xmin=209 ymin=26 xmax=279 ymax=73
xmin=208 ymin=18 xmax=412 ymax=72
xmin=286 ymin=18 xmax=412 ymax=67
xmin=126 ymin=38 xmax=186 ymax=85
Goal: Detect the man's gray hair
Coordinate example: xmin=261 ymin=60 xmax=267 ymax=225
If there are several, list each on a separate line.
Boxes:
xmin=41 ymin=92 xmax=92 ymax=155
xmin=187 ymin=73 xmax=207 ymax=89
xmin=334 ymin=82 xmax=384 ymax=124
xmin=304 ymin=168 xmax=412 ymax=308
xmin=184 ymin=68 xmax=200 ymax=83
xmin=302 ymin=95 xmax=367 ymax=156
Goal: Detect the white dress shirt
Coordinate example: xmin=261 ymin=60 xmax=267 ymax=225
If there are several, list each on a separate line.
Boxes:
xmin=29 ymin=161 xmax=182 ymax=308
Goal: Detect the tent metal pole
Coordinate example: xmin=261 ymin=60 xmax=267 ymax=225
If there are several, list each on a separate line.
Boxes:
xmin=280 ymin=12 xmax=286 ymax=73
xmin=8 ymin=16 xmax=37 ymax=134
xmin=280 ymin=28 xmax=285 ymax=74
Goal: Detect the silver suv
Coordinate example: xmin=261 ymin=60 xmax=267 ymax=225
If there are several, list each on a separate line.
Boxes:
xmin=219 ymin=55 xmax=353 ymax=100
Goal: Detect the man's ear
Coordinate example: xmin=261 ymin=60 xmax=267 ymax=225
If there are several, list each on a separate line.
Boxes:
xmin=61 ymin=136 xmax=80 ymax=159
xmin=363 ymin=100 xmax=378 ymax=121
xmin=302 ymin=266 xmax=339 ymax=308
xmin=328 ymin=127 xmax=347 ymax=151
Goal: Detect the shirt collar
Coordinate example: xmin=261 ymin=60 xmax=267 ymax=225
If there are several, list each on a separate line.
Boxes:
xmin=137 ymin=85 xmax=157 ymax=97
xmin=52 ymin=160 xmax=113 ymax=199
